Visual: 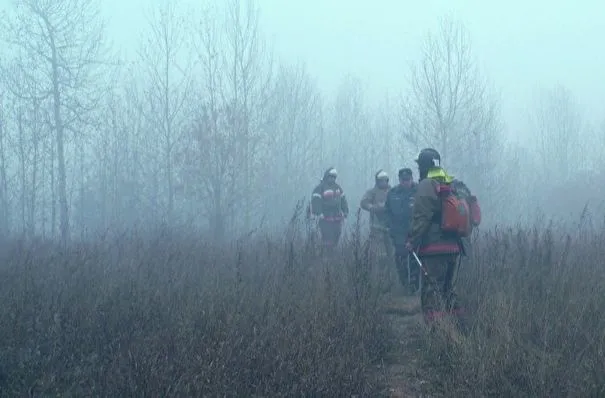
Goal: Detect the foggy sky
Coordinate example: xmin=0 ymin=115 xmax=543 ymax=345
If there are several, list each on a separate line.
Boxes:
xmin=3 ymin=0 xmax=603 ymax=143
xmin=90 ymin=0 xmax=605 ymax=144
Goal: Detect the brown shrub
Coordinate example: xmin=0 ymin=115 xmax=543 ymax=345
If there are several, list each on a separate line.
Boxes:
xmin=0 ymin=220 xmax=391 ymax=396
xmin=415 ymin=219 xmax=605 ymax=397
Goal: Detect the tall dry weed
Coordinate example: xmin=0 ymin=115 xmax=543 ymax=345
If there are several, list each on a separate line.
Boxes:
xmin=415 ymin=220 xmax=605 ymax=397
xmin=0 ymin=211 xmax=391 ymax=396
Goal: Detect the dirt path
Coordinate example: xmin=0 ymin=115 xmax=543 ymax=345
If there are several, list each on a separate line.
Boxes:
xmin=375 ymin=293 xmax=436 ymax=398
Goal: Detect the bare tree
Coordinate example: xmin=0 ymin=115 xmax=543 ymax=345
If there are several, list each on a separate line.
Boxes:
xmin=263 ymin=62 xmax=324 ymax=220
xmin=186 ymin=0 xmax=273 ymax=236
xmin=223 ymin=0 xmax=274 ymax=231
xmin=371 ymin=94 xmax=399 ymax=175
xmin=120 ymin=75 xmax=147 ymax=227
xmin=2 ymin=0 xmax=109 ymax=243
xmin=138 ymin=1 xmax=192 ymax=221
xmin=329 ymin=76 xmax=373 ymax=191
xmin=0 ymin=90 xmax=11 ymax=236
xmin=531 ymin=85 xmax=585 ymax=181
xmin=92 ymin=88 xmax=123 ymax=230
xmin=0 ymin=56 xmax=51 ymax=237
xmin=401 ymin=16 xmax=502 ymax=196
xmin=82 ymin=68 xmax=148 ymax=232
xmin=181 ymin=103 xmax=240 ymax=240
xmin=16 ymin=103 xmax=30 ymax=235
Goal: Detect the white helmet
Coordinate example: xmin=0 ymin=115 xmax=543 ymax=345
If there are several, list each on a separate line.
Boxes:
xmin=375 ymin=169 xmax=388 ymax=180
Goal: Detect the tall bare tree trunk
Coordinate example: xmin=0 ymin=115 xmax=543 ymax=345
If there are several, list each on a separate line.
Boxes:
xmin=0 ymin=105 xmax=9 ymax=237
xmin=78 ymin=136 xmax=85 ymax=239
xmin=50 ymin=37 xmax=70 ymax=244
xmin=41 ymin=139 xmax=47 ymax=238
xmin=17 ymin=109 xmax=27 ymax=235
xmin=50 ymin=135 xmax=56 ymax=238
xmin=30 ymin=112 xmax=39 ymax=238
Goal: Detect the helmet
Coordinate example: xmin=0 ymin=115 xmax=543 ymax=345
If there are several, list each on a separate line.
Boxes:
xmin=415 ymin=148 xmax=441 ymax=169
xmin=323 ymin=167 xmax=338 ymax=180
xmin=375 ymin=169 xmax=388 ymax=181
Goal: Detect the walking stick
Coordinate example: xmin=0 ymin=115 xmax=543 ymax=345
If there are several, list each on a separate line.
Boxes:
xmin=406 ymin=252 xmax=411 ymax=287
xmin=411 ymin=251 xmax=429 ymax=294
xmin=417 ymin=257 xmax=423 ymax=293
xmin=411 ymin=251 xmax=429 ymax=277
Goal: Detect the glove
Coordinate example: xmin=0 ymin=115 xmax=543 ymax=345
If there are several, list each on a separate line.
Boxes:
xmin=405 ymin=240 xmax=414 ymax=252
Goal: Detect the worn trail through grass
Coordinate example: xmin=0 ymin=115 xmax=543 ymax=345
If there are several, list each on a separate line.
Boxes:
xmin=376 ymin=293 xmax=438 ymax=398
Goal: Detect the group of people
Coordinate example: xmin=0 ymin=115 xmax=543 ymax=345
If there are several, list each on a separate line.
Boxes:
xmin=308 ymin=148 xmax=482 ymax=324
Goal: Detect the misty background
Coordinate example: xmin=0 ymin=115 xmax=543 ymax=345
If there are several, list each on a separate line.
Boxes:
xmin=0 ymin=0 xmax=603 ymax=243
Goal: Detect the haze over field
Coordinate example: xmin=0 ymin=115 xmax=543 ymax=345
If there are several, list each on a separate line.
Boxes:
xmin=101 ymin=0 xmax=605 ymax=136
xmin=1 ymin=2 xmax=605 ymax=396
xmin=0 ymin=0 xmax=603 ymax=238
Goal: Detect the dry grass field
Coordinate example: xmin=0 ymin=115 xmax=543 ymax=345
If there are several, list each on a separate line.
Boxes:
xmin=1 ymin=214 xmax=604 ymax=397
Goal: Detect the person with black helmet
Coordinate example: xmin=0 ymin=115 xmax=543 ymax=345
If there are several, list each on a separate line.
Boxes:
xmin=406 ymin=148 xmax=474 ymax=324
xmin=385 ymin=167 xmax=419 ymax=294
xmin=360 ymin=169 xmax=392 ymax=258
xmin=310 ymin=167 xmax=349 ymax=250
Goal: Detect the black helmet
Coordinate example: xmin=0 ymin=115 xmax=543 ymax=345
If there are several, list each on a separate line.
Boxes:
xmin=415 ymin=148 xmax=441 ymax=169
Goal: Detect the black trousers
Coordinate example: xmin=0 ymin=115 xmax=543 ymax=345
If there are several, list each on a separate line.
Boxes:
xmin=391 ymin=233 xmax=419 ymax=290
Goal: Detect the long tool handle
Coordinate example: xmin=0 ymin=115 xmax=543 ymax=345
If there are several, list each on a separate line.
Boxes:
xmin=411 ymin=251 xmax=429 ymax=277
xmin=406 ymin=254 xmax=411 ymax=286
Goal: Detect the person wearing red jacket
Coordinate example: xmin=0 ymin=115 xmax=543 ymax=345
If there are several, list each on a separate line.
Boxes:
xmin=309 ymin=167 xmax=349 ymax=250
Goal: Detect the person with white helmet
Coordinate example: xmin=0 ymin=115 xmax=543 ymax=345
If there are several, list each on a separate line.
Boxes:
xmin=360 ymin=169 xmax=392 ymax=259
xmin=309 ymin=167 xmax=349 ymax=250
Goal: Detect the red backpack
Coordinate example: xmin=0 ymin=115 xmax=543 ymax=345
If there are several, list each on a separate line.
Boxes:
xmin=436 ymin=181 xmax=481 ymax=237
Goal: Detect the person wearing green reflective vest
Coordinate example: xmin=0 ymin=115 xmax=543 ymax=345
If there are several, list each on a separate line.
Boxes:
xmin=406 ymin=148 xmax=480 ymax=325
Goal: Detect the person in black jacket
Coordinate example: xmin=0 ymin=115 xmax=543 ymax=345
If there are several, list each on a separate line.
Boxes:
xmin=385 ymin=168 xmax=418 ymax=294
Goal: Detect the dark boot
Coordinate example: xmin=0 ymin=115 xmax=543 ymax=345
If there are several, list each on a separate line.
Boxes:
xmin=394 ymin=255 xmax=409 ymax=290
xmin=409 ymin=263 xmax=421 ymax=295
